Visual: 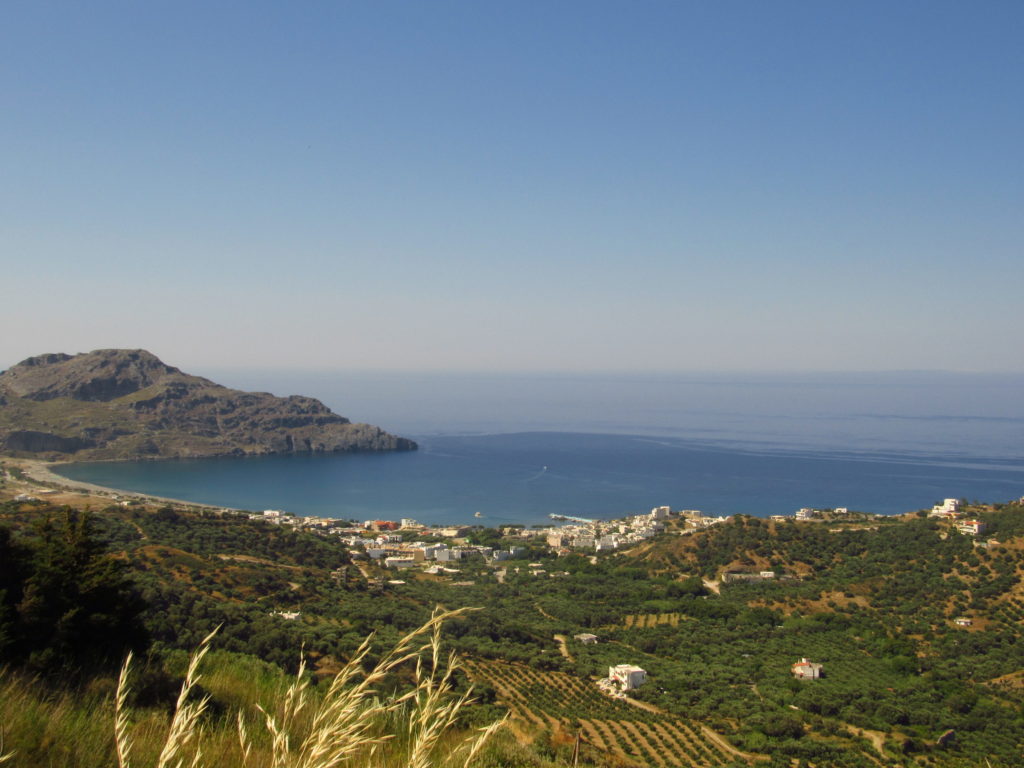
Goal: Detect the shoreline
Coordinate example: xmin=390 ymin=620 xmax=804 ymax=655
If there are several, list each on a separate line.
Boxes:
xmin=3 ymin=456 xmax=239 ymax=512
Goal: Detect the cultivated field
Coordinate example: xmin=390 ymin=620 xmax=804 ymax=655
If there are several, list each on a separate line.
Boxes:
xmin=462 ymin=658 xmax=744 ymax=768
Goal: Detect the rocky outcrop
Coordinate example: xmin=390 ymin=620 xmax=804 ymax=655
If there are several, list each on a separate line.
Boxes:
xmin=2 ymin=349 xmax=181 ymax=402
xmin=0 ymin=349 xmax=416 ymax=460
xmin=3 ymin=430 xmax=96 ymax=453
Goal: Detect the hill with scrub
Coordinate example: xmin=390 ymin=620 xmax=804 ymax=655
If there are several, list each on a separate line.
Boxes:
xmin=0 ymin=349 xmax=416 ymax=459
xmin=1 ymin=469 xmax=1023 ymax=767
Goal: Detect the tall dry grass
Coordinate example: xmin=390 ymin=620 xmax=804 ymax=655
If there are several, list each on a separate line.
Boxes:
xmin=113 ymin=607 xmax=506 ymax=768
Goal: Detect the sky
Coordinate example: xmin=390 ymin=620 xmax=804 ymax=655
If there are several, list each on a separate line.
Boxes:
xmin=3 ymin=1 xmax=1023 ymax=374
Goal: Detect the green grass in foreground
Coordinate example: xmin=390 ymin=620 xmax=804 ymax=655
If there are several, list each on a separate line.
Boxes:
xmin=0 ymin=609 xmax=525 ymax=768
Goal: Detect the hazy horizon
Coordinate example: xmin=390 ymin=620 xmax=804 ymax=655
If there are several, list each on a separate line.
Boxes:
xmin=179 ymin=368 xmax=1024 ymax=461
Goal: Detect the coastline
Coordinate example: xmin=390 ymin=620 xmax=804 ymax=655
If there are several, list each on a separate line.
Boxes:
xmin=7 ymin=430 xmax=1022 ymax=523
xmin=2 ymin=456 xmax=239 ymax=512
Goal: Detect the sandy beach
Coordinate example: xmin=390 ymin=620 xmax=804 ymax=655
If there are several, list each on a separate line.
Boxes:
xmin=2 ymin=456 xmax=236 ymax=511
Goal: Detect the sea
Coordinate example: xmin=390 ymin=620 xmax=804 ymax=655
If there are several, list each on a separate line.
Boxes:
xmin=54 ymin=371 xmax=1024 ymax=526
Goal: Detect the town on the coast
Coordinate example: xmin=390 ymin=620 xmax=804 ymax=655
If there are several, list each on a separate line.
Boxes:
xmin=231 ymin=497 xmax=993 ymax=578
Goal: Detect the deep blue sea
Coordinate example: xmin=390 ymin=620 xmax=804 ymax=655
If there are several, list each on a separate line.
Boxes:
xmin=55 ymin=372 xmax=1024 ymax=525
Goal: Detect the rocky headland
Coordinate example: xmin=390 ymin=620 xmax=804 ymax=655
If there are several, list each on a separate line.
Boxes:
xmin=0 ymin=349 xmax=416 ymax=460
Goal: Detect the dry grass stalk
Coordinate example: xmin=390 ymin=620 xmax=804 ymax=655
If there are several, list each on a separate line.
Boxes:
xmin=115 ymin=626 xmax=219 ymax=768
xmin=266 ymin=606 xmax=484 ymax=768
xmin=115 ymin=651 xmax=136 ymax=768
xmin=116 ymin=607 xmax=502 ymax=768
xmin=0 ymin=722 xmax=12 ymax=764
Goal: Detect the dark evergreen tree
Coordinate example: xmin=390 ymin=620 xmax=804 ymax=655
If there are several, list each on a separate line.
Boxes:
xmin=1 ymin=509 xmax=148 ymax=674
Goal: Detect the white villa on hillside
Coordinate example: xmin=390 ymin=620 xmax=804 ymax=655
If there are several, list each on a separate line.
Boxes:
xmin=931 ymin=498 xmax=961 ymax=517
xmin=792 ymin=658 xmax=823 ymax=680
xmin=956 ymin=519 xmax=986 ymax=536
xmin=608 ymin=664 xmax=647 ymax=691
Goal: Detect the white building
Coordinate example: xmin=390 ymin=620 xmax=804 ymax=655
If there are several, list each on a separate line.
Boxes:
xmin=931 ymin=498 xmax=961 ymax=517
xmin=956 ymin=519 xmax=986 ymax=536
xmin=792 ymin=658 xmax=823 ymax=680
xmin=608 ymin=664 xmax=647 ymax=691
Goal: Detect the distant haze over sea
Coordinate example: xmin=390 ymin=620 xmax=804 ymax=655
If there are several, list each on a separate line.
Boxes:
xmin=56 ymin=371 xmax=1024 ymax=525
xmin=207 ymin=370 xmax=1024 ymax=461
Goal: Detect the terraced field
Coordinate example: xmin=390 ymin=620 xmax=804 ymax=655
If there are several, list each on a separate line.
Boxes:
xmin=463 ymin=658 xmax=747 ymax=767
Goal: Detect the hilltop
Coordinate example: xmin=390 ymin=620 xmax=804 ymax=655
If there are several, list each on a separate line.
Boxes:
xmin=0 ymin=349 xmax=416 ymax=460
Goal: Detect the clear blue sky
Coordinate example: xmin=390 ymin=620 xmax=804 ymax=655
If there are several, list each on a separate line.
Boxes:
xmin=3 ymin=1 xmax=1022 ymax=373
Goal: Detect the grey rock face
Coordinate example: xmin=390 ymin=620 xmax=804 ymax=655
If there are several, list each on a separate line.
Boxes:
xmin=0 ymin=349 xmax=417 ymax=459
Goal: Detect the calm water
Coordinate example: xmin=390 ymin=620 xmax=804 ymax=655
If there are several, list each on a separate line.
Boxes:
xmin=55 ymin=372 xmax=1024 ymax=525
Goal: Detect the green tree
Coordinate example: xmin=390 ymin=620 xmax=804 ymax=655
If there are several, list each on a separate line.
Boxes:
xmin=11 ymin=509 xmax=148 ymax=673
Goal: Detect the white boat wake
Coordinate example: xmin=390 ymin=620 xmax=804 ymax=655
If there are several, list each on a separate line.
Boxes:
xmin=523 ymin=465 xmax=549 ymax=483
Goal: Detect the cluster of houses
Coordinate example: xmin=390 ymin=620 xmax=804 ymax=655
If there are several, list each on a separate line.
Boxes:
xmin=928 ymin=499 xmax=987 ymax=536
xmin=545 ymin=506 xmax=670 ymax=552
xmin=770 ymin=506 xmax=852 ymax=522
xmin=545 ymin=506 xmax=734 ymax=552
xmin=246 ymin=505 xmax=726 ymax=565
xmin=363 ymin=541 xmax=527 ymax=569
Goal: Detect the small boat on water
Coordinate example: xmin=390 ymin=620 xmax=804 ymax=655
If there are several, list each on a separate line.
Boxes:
xmin=474 ymin=511 xmax=483 ymax=518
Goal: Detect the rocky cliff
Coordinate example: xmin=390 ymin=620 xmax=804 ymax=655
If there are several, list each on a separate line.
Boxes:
xmin=0 ymin=349 xmax=416 ymax=460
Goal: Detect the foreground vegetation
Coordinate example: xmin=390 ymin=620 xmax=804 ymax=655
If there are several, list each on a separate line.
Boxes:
xmin=1 ymin=472 xmax=1023 ymax=766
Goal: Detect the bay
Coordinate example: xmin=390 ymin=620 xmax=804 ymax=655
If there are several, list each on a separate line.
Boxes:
xmin=54 ymin=371 xmax=1024 ymax=525
xmin=56 ymin=431 xmax=1024 ymax=527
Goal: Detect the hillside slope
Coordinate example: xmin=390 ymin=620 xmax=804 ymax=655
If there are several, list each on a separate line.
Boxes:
xmin=0 ymin=349 xmax=416 ymax=459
